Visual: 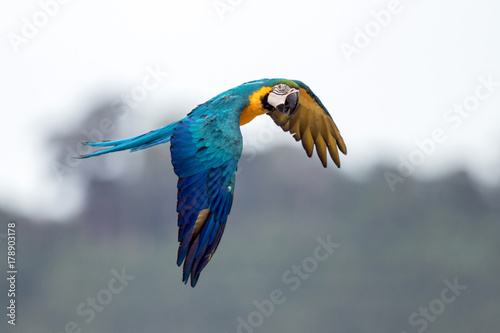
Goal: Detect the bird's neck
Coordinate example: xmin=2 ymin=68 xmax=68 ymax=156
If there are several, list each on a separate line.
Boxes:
xmin=239 ymin=86 xmax=273 ymax=126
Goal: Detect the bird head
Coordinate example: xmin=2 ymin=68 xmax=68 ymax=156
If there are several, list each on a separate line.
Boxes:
xmin=262 ymin=83 xmax=300 ymax=115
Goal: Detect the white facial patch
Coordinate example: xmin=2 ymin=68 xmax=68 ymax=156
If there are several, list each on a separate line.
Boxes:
xmin=267 ymin=84 xmax=291 ymax=108
xmin=272 ymin=84 xmax=292 ymax=95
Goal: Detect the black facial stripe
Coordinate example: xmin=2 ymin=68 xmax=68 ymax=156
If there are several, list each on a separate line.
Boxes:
xmin=261 ymin=94 xmax=274 ymax=111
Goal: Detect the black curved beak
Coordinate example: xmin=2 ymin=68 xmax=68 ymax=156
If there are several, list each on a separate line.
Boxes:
xmin=282 ymin=90 xmax=299 ymax=115
xmin=264 ymin=87 xmax=300 ymax=115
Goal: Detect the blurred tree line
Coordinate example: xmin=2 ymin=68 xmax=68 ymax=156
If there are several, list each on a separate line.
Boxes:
xmin=0 ymin=105 xmax=498 ymax=333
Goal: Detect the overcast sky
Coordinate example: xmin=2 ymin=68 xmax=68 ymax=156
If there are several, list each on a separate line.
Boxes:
xmin=1 ymin=0 xmax=499 ymax=220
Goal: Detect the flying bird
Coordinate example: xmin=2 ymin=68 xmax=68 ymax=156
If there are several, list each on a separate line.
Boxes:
xmin=81 ymin=79 xmax=347 ymax=286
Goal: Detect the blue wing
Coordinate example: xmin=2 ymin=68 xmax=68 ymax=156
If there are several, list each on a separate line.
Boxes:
xmin=80 ymin=92 xmax=250 ymax=287
xmin=171 ymin=95 xmax=246 ymax=287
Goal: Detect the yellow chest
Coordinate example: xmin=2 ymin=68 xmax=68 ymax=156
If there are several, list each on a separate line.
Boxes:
xmin=239 ymin=86 xmax=273 ymax=126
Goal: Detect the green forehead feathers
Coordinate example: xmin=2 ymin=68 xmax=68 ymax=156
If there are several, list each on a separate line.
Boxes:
xmin=273 ymin=79 xmax=300 ymax=89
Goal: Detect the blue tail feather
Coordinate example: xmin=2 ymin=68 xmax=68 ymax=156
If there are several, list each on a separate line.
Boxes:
xmin=79 ymin=121 xmax=180 ymax=158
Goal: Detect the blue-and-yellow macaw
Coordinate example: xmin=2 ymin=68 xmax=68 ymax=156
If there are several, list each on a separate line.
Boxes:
xmin=81 ymin=79 xmax=347 ymax=286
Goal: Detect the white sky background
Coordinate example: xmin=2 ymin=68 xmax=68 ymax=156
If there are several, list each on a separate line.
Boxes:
xmin=1 ymin=0 xmax=499 ymax=221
